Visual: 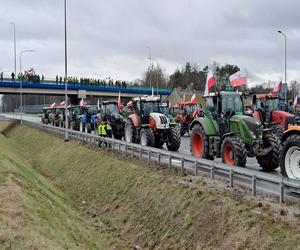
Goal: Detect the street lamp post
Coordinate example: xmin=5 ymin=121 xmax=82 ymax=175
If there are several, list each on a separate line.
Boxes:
xmin=10 ymin=23 xmax=17 ymax=76
xmin=147 ymin=46 xmax=152 ymax=90
xmin=19 ymin=49 xmax=35 ymax=125
xmin=64 ymin=0 xmax=69 ymax=141
xmin=278 ymin=30 xmax=287 ymax=99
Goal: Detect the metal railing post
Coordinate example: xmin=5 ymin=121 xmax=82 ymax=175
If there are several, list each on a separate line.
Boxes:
xmin=229 ymin=169 xmax=234 ymax=188
xmin=252 ymin=175 xmax=256 ymax=196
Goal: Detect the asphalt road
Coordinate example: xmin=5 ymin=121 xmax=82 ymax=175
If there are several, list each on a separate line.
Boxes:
xmin=1 ymin=112 xmax=278 ymax=175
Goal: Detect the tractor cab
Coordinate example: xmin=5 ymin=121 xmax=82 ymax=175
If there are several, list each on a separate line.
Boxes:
xmin=253 ymin=93 xmax=296 ymax=130
xmin=41 ymin=107 xmax=53 ymax=124
xmin=176 ymin=101 xmax=199 ymax=136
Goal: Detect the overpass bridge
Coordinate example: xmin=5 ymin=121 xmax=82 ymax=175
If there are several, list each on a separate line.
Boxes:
xmin=0 ymin=81 xmax=172 ymax=100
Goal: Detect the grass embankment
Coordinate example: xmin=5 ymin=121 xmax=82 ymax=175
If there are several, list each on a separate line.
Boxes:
xmin=2 ymin=121 xmax=300 ymax=249
xmin=0 ymin=121 xmax=129 ymax=249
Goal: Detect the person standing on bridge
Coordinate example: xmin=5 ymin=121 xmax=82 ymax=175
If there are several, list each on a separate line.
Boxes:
xmin=11 ymin=72 xmax=15 ymax=82
xmin=0 ymin=72 xmax=3 ymax=82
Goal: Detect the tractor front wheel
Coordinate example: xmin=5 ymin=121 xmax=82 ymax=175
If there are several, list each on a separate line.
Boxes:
xmin=280 ymin=134 xmax=300 ymax=179
xmin=190 ymin=124 xmax=212 ymax=159
xmin=257 ymin=133 xmax=281 ymax=171
xmin=167 ymin=126 xmax=181 ymax=151
xmin=221 ymin=136 xmax=247 ymax=167
xmin=140 ymin=128 xmax=155 ymax=147
xmin=176 ymin=118 xmax=185 ymax=136
xmin=269 ymin=123 xmax=284 ymax=139
xmin=124 ymin=120 xmax=137 ymax=143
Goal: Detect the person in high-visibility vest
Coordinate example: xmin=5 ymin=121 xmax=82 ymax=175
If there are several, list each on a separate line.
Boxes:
xmin=97 ymin=120 xmax=107 ymax=146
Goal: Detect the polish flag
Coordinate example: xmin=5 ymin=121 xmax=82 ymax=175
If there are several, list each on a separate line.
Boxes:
xmin=294 ymin=96 xmax=298 ymax=107
xmin=118 ymin=91 xmax=123 ymax=111
xmin=272 ymin=81 xmax=283 ymax=93
xmin=229 ymin=69 xmax=247 ymax=87
xmin=50 ymin=102 xmax=56 ymax=109
xmin=191 ymin=93 xmax=197 ymax=104
xmin=59 ymin=101 xmax=65 ymax=107
xmin=204 ymin=69 xmax=216 ymax=96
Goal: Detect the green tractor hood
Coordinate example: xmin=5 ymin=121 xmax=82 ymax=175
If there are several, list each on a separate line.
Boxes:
xmin=229 ymin=114 xmax=262 ymax=144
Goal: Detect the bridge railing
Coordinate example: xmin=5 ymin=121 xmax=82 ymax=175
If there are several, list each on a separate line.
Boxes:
xmin=0 ymin=78 xmax=172 ymax=93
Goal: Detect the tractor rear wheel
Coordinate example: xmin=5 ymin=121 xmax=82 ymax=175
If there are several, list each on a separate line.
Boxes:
xmin=257 ymin=133 xmax=281 ymax=171
xmin=190 ymin=124 xmax=213 ymax=160
xmin=140 ymin=128 xmax=155 ymax=147
xmin=221 ymin=136 xmax=247 ymax=167
xmin=124 ymin=119 xmax=137 ymax=143
xmin=269 ymin=123 xmax=284 ymax=139
xmin=167 ymin=126 xmax=181 ymax=151
xmin=280 ymin=134 xmax=300 ymax=179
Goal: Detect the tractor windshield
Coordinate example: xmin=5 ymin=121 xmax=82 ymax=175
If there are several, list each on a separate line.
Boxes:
xmin=72 ymin=106 xmax=81 ymax=114
xmin=222 ymin=94 xmax=243 ymax=115
xmin=142 ymin=101 xmax=161 ymax=114
xmin=265 ymin=98 xmax=279 ymax=111
xmin=160 ymin=105 xmax=169 ymax=114
xmin=104 ymin=103 xmax=119 ymax=114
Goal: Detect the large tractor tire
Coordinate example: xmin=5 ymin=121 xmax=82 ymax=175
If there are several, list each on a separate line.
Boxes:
xmin=175 ymin=118 xmax=185 ymax=137
xmin=257 ymin=133 xmax=281 ymax=171
xmin=124 ymin=119 xmax=137 ymax=143
xmin=190 ymin=124 xmax=213 ymax=160
xmin=140 ymin=128 xmax=155 ymax=147
xmin=221 ymin=135 xmax=247 ymax=167
xmin=86 ymin=123 xmax=92 ymax=133
xmin=269 ymin=123 xmax=284 ymax=139
xmin=280 ymin=134 xmax=300 ymax=179
xmin=167 ymin=126 xmax=181 ymax=151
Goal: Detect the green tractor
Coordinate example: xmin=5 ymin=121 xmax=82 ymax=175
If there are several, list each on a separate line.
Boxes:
xmin=190 ymin=92 xmax=281 ymax=170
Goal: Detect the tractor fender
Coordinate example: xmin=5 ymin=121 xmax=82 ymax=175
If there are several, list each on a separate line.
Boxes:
xmin=189 ymin=117 xmax=218 ymax=136
xmin=128 ymin=114 xmax=140 ymax=128
xmin=282 ymin=126 xmax=300 ymax=143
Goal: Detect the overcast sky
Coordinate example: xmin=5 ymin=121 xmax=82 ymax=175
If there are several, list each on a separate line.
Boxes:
xmin=1 ymin=0 xmax=300 ymax=86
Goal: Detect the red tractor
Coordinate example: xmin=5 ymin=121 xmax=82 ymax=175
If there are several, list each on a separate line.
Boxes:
xmin=252 ymin=93 xmax=297 ymax=138
xmin=124 ymin=96 xmax=181 ymax=151
xmin=175 ymin=101 xmax=199 ymax=136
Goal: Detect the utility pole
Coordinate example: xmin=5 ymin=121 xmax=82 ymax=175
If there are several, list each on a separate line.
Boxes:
xmin=64 ymin=0 xmax=69 ymax=141
xmin=10 ymin=23 xmax=17 ymax=75
xmin=147 ymin=46 xmax=152 ymax=89
xmin=278 ymin=30 xmax=287 ymax=99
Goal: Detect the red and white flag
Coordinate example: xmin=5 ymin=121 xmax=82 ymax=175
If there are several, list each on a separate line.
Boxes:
xmin=50 ymin=102 xmax=56 ymax=109
xmin=59 ymin=101 xmax=65 ymax=107
xmin=272 ymin=81 xmax=283 ymax=93
xmin=204 ymin=69 xmax=216 ymax=96
xmin=118 ymin=91 xmax=123 ymax=111
xmin=80 ymin=99 xmax=87 ymax=107
xmin=191 ymin=93 xmax=197 ymax=104
xmin=294 ymin=96 xmax=298 ymax=107
xmin=229 ymin=69 xmax=247 ymax=87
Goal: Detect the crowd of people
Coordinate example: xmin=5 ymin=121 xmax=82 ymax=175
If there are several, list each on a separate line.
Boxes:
xmin=55 ymin=76 xmax=129 ymax=88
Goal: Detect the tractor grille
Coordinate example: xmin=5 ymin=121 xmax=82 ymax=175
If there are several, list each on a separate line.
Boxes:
xmin=159 ymin=115 xmax=168 ymax=124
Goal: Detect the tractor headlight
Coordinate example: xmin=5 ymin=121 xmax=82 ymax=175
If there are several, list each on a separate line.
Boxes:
xmin=250 ymin=130 xmax=256 ymax=139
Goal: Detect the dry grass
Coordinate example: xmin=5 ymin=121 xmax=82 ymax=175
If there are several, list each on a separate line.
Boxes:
xmin=3 ymin=122 xmax=300 ymax=249
xmin=0 ymin=122 xmax=130 ymax=249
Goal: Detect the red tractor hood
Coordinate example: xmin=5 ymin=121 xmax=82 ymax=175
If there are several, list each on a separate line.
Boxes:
xmin=271 ymin=110 xmax=295 ymax=129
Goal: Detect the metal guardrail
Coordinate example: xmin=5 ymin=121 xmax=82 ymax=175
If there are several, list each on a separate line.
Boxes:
xmin=10 ymin=118 xmax=300 ymax=203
